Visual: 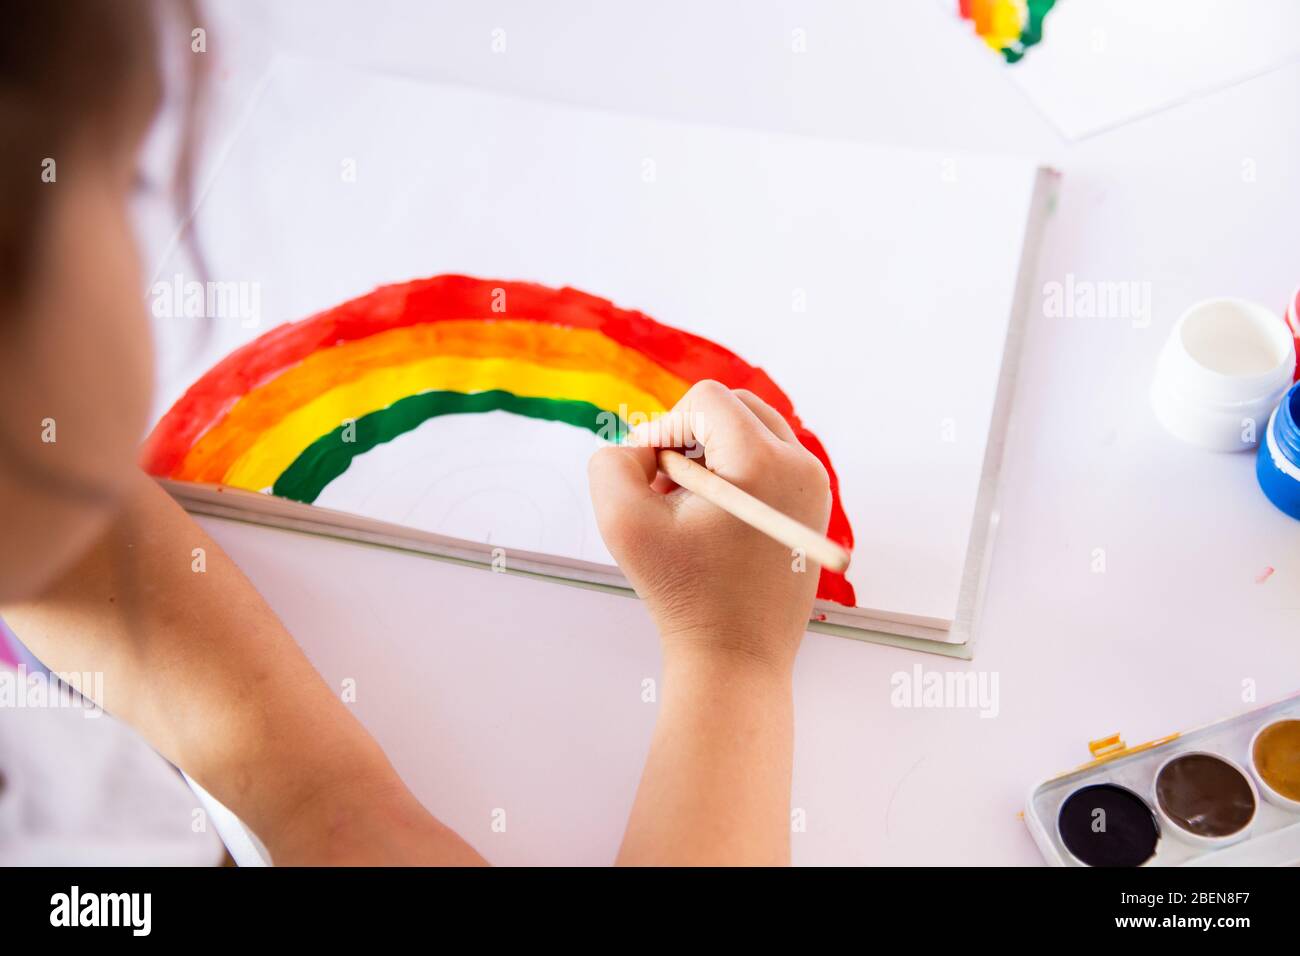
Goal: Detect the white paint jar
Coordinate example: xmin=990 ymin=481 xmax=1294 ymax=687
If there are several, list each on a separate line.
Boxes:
xmin=1150 ymin=298 xmax=1296 ymax=452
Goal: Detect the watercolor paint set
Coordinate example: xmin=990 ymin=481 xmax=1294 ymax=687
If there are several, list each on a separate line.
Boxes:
xmin=1025 ymin=695 xmax=1300 ymax=866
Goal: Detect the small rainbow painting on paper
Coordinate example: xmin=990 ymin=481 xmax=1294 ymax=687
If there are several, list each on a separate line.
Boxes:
xmin=957 ymin=0 xmax=1058 ymax=64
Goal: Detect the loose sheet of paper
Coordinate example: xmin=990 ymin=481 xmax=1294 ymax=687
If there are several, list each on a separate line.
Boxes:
xmin=1003 ymin=0 xmax=1300 ymax=139
xmin=151 ymin=57 xmax=1040 ymax=627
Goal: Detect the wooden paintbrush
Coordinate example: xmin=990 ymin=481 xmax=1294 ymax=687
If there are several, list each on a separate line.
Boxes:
xmin=656 ymin=449 xmax=851 ymax=573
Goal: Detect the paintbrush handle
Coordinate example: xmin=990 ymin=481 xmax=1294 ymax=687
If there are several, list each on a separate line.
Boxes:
xmin=656 ymin=449 xmax=851 ymax=573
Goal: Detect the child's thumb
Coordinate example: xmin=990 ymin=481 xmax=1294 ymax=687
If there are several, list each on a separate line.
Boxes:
xmin=587 ymin=445 xmax=668 ymax=552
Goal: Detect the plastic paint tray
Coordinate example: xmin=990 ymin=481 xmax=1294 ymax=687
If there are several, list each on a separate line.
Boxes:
xmin=1025 ymin=695 xmax=1300 ymax=866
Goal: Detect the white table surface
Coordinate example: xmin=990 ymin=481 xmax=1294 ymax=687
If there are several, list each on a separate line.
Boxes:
xmin=155 ymin=0 xmax=1300 ymax=865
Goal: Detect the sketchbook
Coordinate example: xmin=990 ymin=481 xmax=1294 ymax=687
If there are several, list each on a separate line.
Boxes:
xmin=146 ymin=57 xmax=1054 ymax=658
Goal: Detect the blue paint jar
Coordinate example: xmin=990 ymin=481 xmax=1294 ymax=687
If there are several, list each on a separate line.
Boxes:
xmin=1257 ymin=381 xmax=1300 ymax=520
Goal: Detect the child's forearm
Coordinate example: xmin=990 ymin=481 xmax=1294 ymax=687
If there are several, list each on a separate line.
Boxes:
xmin=1 ymin=471 xmax=482 ymax=864
xmin=590 ymin=383 xmax=825 ymax=866
xmin=616 ymin=642 xmax=795 ymax=866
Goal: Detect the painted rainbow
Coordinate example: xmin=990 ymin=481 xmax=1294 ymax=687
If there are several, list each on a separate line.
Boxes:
xmin=958 ymin=0 xmax=1057 ymax=64
xmin=143 ymin=275 xmax=857 ymax=606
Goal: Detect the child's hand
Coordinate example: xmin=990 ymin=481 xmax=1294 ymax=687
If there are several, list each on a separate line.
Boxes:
xmin=588 ymin=380 xmax=831 ymax=672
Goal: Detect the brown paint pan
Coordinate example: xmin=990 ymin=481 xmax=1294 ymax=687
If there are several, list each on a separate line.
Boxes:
xmin=1153 ymin=751 xmax=1258 ymax=848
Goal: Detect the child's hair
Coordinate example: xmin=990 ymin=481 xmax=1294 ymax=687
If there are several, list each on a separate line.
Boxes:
xmin=0 ymin=0 xmax=204 ymax=305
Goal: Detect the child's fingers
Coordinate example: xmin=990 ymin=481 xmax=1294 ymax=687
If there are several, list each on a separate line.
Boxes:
xmin=589 ymin=443 xmax=658 ymax=497
xmin=626 ymin=412 xmax=689 ymax=449
xmin=627 ymin=380 xmax=770 ymax=455
xmin=587 ymin=444 xmax=670 ymax=547
xmin=732 ymin=389 xmax=798 ymax=444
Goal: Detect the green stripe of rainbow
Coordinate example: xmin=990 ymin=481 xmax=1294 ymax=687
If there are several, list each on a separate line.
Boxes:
xmin=274 ymin=390 xmax=616 ymax=503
